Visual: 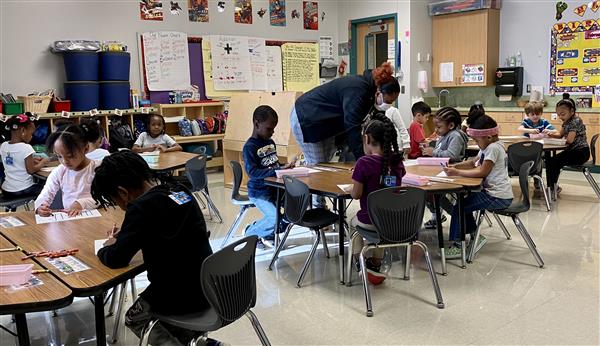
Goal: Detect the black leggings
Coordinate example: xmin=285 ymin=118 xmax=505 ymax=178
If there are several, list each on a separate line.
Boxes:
xmin=544 ymin=146 xmax=590 ymax=188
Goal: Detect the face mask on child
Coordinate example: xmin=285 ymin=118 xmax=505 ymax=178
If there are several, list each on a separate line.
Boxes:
xmin=374 ymin=92 xmax=391 ymax=112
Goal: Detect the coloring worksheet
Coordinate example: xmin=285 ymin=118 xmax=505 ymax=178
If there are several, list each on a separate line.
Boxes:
xmin=46 ymin=256 xmax=90 ymax=274
xmin=35 ymin=209 xmax=102 ymax=225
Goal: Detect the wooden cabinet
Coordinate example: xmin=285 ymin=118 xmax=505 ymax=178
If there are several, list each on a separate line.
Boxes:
xmin=432 ymin=9 xmax=500 ymax=87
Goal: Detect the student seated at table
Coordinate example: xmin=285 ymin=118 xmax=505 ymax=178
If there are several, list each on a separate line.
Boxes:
xmin=517 ymin=101 xmax=556 ymax=137
xmin=461 ymin=103 xmax=484 ymax=132
xmin=350 ymin=112 xmax=405 ymax=285
xmin=442 ymin=111 xmax=513 ymax=258
xmin=0 ymin=113 xmax=48 ymax=209
xmin=132 ymin=114 xmax=182 ymax=153
xmin=408 ymin=101 xmax=434 ymax=159
xmin=421 ymin=107 xmax=468 ymax=229
xmin=243 ymin=105 xmax=291 ymax=249
xmin=93 ymin=151 xmax=218 ymax=346
xmin=34 ymin=124 xmax=99 ymax=217
xmin=80 ymin=119 xmax=110 ymax=161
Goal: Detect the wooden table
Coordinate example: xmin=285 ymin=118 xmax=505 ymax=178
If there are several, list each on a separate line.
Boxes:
xmin=0 ymin=235 xmax=73 ymax=346
xmin=148 ymin=151 xmax=199 ymax=173
xmin=1 ymin=209 xmax=145 ymax=346
xmin=467 ymin=137 xmax=567 ymax=153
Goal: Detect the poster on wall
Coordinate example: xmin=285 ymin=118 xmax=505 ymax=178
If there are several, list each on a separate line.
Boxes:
xmin=266 ymin=46 xmax=283 ymax=92
xmin=142 ymin=31 xmax=191 ymax=91
xmin=550 ymin=19 xmax=600 ymax=93
xmin=461 ymin=64 xmax=485 ymax=83
xmin=234 ymin=0 xmax=253 ymax=24
xmin=188 ymin=0 xmax=209 ymax=22
xmin=303 ymin=1 xmax=318 ymax=30
xmin=282 ymin=42 xmax=320 ymax=92
xmin=210 ymin=35 xmax=252 ymax=90
xmin=249 ymin=38 xmax=267 ymax=90
xmin=269 ymin=0 xmax=286 ymax=26
xmin=140 ymin=0 xmax=164 ymax=21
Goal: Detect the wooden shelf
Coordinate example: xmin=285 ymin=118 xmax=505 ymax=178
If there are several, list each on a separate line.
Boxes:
xmin=36 ymin=108 xmax=157 ymax=119
xmin=154 ymin=102 xmax=224 ymax=109
xmin=172 ymin=134 xmax=225 ymax=144
xmin=206 ymin=156 xmax=224 ymax=168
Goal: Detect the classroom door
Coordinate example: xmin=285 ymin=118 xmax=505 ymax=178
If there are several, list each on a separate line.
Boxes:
xmin=353 ymin=17 xmax=396 ymax=75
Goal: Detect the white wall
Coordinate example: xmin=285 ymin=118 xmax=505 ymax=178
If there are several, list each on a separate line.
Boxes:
xmin=0 ymin=0 xmax=338 ymax=97
xmin=409 ymin=0 xmax=434 ymax=100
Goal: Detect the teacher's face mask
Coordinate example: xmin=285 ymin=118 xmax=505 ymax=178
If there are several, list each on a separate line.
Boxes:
xmin=374 ymin=91 xmax=391 ymax=111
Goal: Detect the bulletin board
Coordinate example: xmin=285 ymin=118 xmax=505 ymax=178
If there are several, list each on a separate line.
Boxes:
xmin=549 ymin=19 xmax=600 ymax=93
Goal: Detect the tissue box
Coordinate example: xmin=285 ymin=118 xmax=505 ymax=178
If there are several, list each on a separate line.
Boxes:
xmin=416 ymin=157 xmax=450 ymax=166
xmin=402 ymin=173 xmax=430 ymax=186
xmin=275 ymin=167 xmax=310 ymax=178
xmin=0 ymin=264 xmax=33 ymax=286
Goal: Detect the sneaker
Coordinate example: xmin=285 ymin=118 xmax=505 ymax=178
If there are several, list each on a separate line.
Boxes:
xmin=556 ymin=185 xmax=562 ymax=196
xmin=364 ymin=257 xmax=386 ymax=285
xmin=474 ymin=234 xmax=488 ymax=254
xmin=424 ymin=215 xmax=447 ymax=229
xmin=444 ymin=245 xmax=462 ymax=259
xmin=261 ymin=234 xmax=275 ymax=248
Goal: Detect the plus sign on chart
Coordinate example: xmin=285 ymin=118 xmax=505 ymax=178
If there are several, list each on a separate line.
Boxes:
xmin=224 ymin=43 xmax=233 ymax=54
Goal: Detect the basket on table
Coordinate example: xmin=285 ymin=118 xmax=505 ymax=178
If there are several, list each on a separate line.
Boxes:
xmin=18 ymin=92 xmax=53 ymax=113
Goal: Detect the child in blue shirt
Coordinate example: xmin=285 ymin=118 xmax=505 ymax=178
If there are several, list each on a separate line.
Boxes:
xmin=242 ymin=105 xmax=291 ymax=248
xmin=517 ymin=101 xmax=556 ymax=137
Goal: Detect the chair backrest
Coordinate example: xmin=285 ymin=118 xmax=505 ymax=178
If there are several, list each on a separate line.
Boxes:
xmin=516 ymin=161 xmax=534 ymax=211
xmin=283 ymin=176 xmax=310 ymax=224
xmin=185 ymin=155 xmax=208 ymax=192
xmin=507 ymin=142 xmax=543 ymax=176
xmin=367 ymin=186 xmax=426 ymax=243
xmin=590 ymin=134 xmax=598 ymax=165
xmin=229 ymin=160 xmax=244 ymax=201
xmin=201 ymin=235 xmax=258 ymax=327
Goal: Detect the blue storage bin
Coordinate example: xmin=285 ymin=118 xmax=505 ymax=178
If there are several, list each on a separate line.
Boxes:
xmin=99 ymin=52 xmax=131 ymax=81
xmin=100 ymin=81 xmax=130 ymax=109
xmin=64 ymin=82 xmax=99 ymax=111
xmin=62 ymin=52 xmax=98 ymax=81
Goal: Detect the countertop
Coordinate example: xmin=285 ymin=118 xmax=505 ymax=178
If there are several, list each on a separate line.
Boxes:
xmin=431 ymin=107 xmax=600 ymax=113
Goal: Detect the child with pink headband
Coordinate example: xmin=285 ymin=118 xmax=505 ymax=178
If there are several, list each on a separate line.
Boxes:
xmin=442 ymin=112 xmax=513 ymax=258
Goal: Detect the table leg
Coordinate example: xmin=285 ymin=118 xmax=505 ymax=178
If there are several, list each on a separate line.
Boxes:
xmin=274 ymin=188 xmax=282 ymax=250
xmin=458 ymin=192 xmax=467 ymax=269
xmin=15 ymin=314 xmax=30 ymax=346
xmin=433 ymin=194 xmax=447 ymax=275
xmin=337 ymin=198 xmax=345 ymax=284
xmin=94 ymin=293 xmax=107 ymax=346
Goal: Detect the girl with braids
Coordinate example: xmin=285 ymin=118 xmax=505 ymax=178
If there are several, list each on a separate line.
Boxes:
xmin=80 ymin=119 xmax=110 ymax=161
xmin=93 ymin=151 xmax=216 ymax=345
xmin=544 ymin=93 xmax=589 ymax=197
xmin=443 ymin=112 xmax=513 ymax=258
xmin=34 ymin=124 xmax=100 ymax=217
xmin=349 ymin=112 xmax=405 ymax=284
xmin=0 ymin=113 xmax=47 ymax=207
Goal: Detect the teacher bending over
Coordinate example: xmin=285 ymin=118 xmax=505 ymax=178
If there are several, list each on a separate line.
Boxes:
xmin=291 ymin=62 xmax=400 ymax=164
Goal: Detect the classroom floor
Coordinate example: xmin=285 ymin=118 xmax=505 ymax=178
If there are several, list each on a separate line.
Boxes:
xmin=1 ymin=170 xmax=599 ymax=345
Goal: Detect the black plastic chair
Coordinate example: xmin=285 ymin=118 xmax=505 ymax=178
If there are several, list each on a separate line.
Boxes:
xmin=139 ymin=236 xmax=271 ymax=346
xmin=507 ymin=141 xmax=551 ymax=211
xmin=564 ymin=134 xmax=600 ymax=199
xmin=186 ymin=155 xmax=223 ymax=223
xmin=267 ymin=176 xmax=338 ymax=288
xmin=349 ymin=187 xmax=444 ymax=317
xmin=0 ymin=194 xmax=35 ymax=212
xmin=220 ymin=161 xmax=256 ymax=249
xmin=468 ymin=161 xmax=545 ymax=267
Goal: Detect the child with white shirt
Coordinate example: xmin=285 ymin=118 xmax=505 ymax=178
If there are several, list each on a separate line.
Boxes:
xmin=0 ymin=113 xmax=47 ymax=209
xmin=132 ymin=114 xmax=182 ymax=153
xmin=385 ymin=106 xmax=411 ymax=155
xmin=34 ymin=124 xmax=99 ymax=217
xmin=81 ymin=119 xmax=110 ymax=161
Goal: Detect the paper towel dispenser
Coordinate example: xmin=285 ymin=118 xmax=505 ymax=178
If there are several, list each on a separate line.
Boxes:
xmin=495 ymin=67 xmax=524 ymax=97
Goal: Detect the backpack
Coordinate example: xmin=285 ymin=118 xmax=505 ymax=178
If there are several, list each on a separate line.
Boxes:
xmin=190 ymin=119 xmax=201 ymax=136
xmin=108 ymin=118 xmax=134 ymax=152
xmin=204 ymin=116 xmax=225 ymax=134
xmin=178 ymin=118 xmax=193 ymax=136
xmin=31 ymin=123 xmax=49 ymax=145
xmin=134 ymin=118 xmax=147 ymax=138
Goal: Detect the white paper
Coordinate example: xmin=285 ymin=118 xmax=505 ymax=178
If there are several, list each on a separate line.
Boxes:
xmin=265 ymin=46 xmax=283 ymax=92
xmin=142 ymin=31 xmax=191 ymax=91
xmin=307 ymin=168 xmax=320 ymax=174
xmin=387 ymin=39 xmax=395 ymax=59
xmin=95 ymin=239 xmax=108 ymax=255
xmin=41 ymin=166 xmax=56 ymax=172
xmin=210 ymin=35 xmax=252 ymax=90
xmin=248 ymin=37 xmax=267 ymax=91
xmin=403 ymin=159 xmax=419 ymax=167
xmin=46 ymin=256 xmax=90 ymax=274
xmin=319 ymin=36 xmax=333 ymax=59
xmin=35 ymin=209 xmax=102 ymax=225
xmin=0 ymin=216 xmax=25 ymax=228
xmin=338 ymin=184 xmax=354 ymax=193
xmin=440 ymin=62 xmax=454 ymax=83
xmin=436 ymin=171 xmax=448 ymax=177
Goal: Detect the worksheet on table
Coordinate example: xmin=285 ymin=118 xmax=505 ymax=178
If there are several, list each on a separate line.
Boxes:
xmin=35 ymin=209 xmax=102 ymax=225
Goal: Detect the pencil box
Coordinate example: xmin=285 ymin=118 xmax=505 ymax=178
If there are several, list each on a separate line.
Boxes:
xmin=402 ymin=173 xmax=430 ymax=186
xmin=416 ymin=157 xmax=450 ymax=166
xmin=0 ymin=264 xmax=33 ymax=286
xmin=275 ymin=167 xmax=310 ymax=178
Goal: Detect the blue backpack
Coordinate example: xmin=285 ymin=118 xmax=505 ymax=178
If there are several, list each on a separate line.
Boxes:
xmin=178 ymin=118 xmax=193 ymax=136
xmin=31 ymin=123 xmax=49 ymax=145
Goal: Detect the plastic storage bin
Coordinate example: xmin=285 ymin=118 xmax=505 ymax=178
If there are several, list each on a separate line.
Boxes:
xmin=62 ymin=51 xmax=99 ymax=81
xmin=64 ymin=81 xmax=99 ymax=111
xmin=100 ymin=81 xmax=130 ymax=109
xmin=99 ymin=51 xmax=131 ymax=81
xmin=0 ymin=264 xmax=33 ymax=286
xmin=3 ymin=102 xmax=24 ymax=115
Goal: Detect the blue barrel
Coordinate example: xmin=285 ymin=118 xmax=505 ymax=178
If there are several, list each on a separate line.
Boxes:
xmin=99 ymin=52 xmax=131 ymax=81
xmin=100 ymin=81 xmax=130 ymax=109
xmin=62 ymin=52 xmax=98 ymax=81
xmin=64 ymin=82 xmax=99 ymax=111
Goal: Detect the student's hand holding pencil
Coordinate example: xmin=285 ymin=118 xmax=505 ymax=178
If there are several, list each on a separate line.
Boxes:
xmin=103 ymin=224 xmax=120 ymax=246
xmin=37 ymin=204 xmax=53 ymax=217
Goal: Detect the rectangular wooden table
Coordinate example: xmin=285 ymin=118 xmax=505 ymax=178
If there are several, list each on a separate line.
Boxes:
xmin=1 ymin=209 xmax=145 ymax=346
xmin=467 ymin=136 xmax=567 ymax=152
xmin=0 ymin=235 xmax=73 ymax=346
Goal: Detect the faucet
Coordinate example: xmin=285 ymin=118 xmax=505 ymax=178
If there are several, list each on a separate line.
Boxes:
xmin=438 ymin=89 xmax=449 ymax=108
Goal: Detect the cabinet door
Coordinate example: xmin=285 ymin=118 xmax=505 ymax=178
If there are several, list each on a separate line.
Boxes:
xmin=454 ymin=10 xmax=489 ymax=87
xmin=432 ymin=13 xmax=460 ymax=87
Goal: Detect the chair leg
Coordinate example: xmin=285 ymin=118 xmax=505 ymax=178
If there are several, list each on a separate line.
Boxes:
xmin=582 ymin=168 xmax=600 ymax=199
xmin=107 ymin=285 xmax=119 ymax=317
xmin=359 ymin=246 xmax=374 ymax=317
xmin=512 ymin=215 xmax=545 ymax=268
xmin=201 ymin=190 xmax=223 ymax=223
xmin=268 ymin=223 xmax=293 ymax=270
xmin=110 ymin=282 xmax=128 ymax=343
xmin=138 ymin=318 xmax=159 ymax=346
xmin=492 ymin=213 xmax=511 ymax=240
xmin=345 ymin=232 xmax=359 ymax=287
xmin=193 ymin=191 xmax=207 ymax=209
xmin=220 ymin=206 xmax=250 ymax=249
xmin=484 ymin=212 xmax=493 ymax=227
xmin=130 ymin=278 xmax=137 ymax=299
xmin=246 ymin=310 xmax=272 ymax=346
xmin=403 ymin=245 xmax=411 ymax=280
xmin=320 ymin=229 xmax=330 ymax=258
xmin=296 ymin=230 xmax=321 ymax=288
xmin=414 ymin=241 xmax=445 ymax=309
xmin=467 ymin=211 xmax=485 ymax=263
xmin=533 ymin=175 xmax=552 ymax=211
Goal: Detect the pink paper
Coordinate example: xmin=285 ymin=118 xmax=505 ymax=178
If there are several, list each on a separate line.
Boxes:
xmin=275 ymin=167 xmax=310 ymax=178
xmin=416 ymin=157 xmax=450 ymax=166
xmin=528 ymin=133 xmax=547 ymax=139
xmin=402 ymin=173 xmax=430 ymax=186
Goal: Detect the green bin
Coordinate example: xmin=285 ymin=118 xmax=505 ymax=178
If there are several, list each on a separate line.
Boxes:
xmin=4 ymin=102 xmax=24 ymax=115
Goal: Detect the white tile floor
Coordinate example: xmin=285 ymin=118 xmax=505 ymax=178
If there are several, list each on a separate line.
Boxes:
xmin=1 ymin=170 xmax=599 ymax=345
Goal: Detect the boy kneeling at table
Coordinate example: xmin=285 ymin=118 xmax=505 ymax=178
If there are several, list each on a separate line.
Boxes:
xmin=93 ymin=151 xmax=223 ymax=346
